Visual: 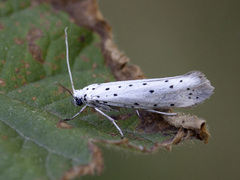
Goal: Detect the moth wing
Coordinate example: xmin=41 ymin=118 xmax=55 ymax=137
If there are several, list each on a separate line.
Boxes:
xmin=90 ymin=71 xmax=214 ymax=110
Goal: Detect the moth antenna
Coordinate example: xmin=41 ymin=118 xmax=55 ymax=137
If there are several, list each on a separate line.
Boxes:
xmin=57 ymin=83 xmax=74 ymax=97
xmin=65 ymin=27 xmax=75 ymax=92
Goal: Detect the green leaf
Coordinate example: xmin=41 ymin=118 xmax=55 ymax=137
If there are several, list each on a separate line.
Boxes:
xmin=0 ymin=1 xmax=102 ymax=179
xmin=0 ymin=1 xmax=208 ymax=179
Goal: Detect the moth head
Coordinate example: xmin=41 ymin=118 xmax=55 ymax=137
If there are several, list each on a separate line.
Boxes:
xmin=72 ymin=97 xmax=83 ymax=106
xmin=57 ymin=83 xmax=83 ymax=107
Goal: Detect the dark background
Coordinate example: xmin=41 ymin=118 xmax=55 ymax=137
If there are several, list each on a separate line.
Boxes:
xmin=84 ymin=1 xmax=240 ymax=179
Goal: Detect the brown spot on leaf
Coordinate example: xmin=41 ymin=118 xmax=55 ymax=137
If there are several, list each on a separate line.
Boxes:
xmin=34 ymin=83 xmax=40 ymax=88
xmin=1 ymin=60 xmax=5 ymax=64
xmin=22 ymin=79 xmax=27 ymax=86
xmin=2 ymin=135 xmax=7 ymax=140
xmin=12 ymin=76 xmax=16 ymax=81
xmin=27 ymin=27 xmax=43 ymax=42
xmin=25 ymin=63 xmax=30 ymax=68
xmin=92 ymin=63 xmax=97 ymax=69
xmin=111 ymin=113 xmax=133 ymax=122
xmin=51 ymin=64 xmax=57 ymax=70
xmin=17 ymin=75 xmax=23 ymax=79
xmin=15 ymin=68 xmax=20 ymax=73
xmin=80 ymin=55 xmax=90 ymax=62
xmin=57 ymin=121 xmax=73 ymax=129
xmin=14 ymin=37 xmax=25 ymax=45
xmin=54 ymin=53 xmax=65 ymax=61
xmin=28 ymin=44 xmax=44 ymax=64
xmin=0 ymin=23 xmax=5 ymax=30
xmin=0 ymin=78 xmax=6 ymax=87
xmin=27 ymin=27 xmax=44 ymax=64
xmin=40 ymin=75 xmax=45 ymax=79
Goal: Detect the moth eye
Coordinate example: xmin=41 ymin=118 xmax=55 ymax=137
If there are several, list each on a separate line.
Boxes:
xmin=76 ymin=98 xmax=83 ymax=106
xmin=72 ymin=98 xmax=83 ymax=106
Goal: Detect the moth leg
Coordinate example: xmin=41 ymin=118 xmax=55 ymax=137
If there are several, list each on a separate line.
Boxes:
xmin=136 ymin=109 xmax=141 ymax=118
xmin=60 ymin=104 xmax=87 ymax=122
xmin=94 ymin=107 xmax=124 ymax=138
xmin=146 ymin=109 xmax=177 ymax=116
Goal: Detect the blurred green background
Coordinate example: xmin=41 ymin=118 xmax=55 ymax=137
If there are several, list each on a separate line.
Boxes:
xmin=84 ymin=0 xmax=240 ymax=180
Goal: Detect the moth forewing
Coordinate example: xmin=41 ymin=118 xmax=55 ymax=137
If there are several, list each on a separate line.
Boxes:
xmin=86 ymin=71 xmax=214 ymax=110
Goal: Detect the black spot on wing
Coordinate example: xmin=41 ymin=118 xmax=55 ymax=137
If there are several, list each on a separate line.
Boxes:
xmin=149 ymin=90 xmax=154 ymax=93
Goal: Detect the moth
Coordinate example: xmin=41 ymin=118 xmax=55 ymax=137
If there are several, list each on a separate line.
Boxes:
xmin=60 ymin=28 xmax=214 ymax=138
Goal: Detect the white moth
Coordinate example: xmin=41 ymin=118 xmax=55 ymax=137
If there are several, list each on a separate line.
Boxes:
xmin=60 ymin=27 xmax=214 ymax=138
